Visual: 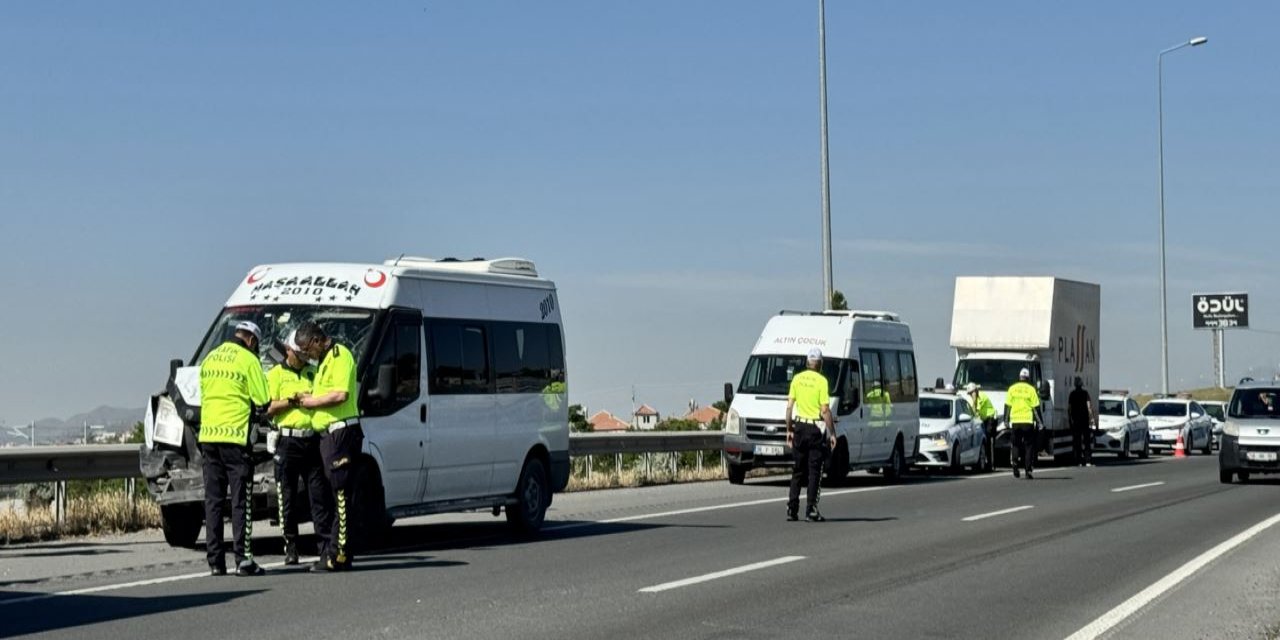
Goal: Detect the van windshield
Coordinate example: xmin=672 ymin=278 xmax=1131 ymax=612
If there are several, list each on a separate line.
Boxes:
xmin=1229 ymin=389 xmax=1280 ymax=419
xmin=738 ymin=355 xmax=842 ymax=396
xmin=953 ymin=360 xmax=1040 ymax=390
xmin=920 ymin=398 xmax=952 ymax=420
xmin=194 ymin=305 xmax=379 ymax=372
xmin=1142 ymin=402 xmax=1187 ymax=418
xmin=1099 ymin=399 xmax=1125 ymax=416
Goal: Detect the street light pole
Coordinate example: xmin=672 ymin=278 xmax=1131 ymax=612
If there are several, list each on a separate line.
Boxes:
xmin=1157 ymin=35 xmax=1207 ymax=395
xmin=818 ymin=0 xmax=834 ymax=310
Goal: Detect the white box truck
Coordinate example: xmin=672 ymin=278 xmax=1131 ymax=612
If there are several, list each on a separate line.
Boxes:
xmin=949 ymin=277 xmax=1100 ymax=460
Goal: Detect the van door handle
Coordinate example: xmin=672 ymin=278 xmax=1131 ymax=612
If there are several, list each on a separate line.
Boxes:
xmin=420 ymin=404 xmax=427 ymax=423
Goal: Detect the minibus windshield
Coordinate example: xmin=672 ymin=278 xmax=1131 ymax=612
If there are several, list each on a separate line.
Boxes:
xmin=738 ymin=355 xmax=842 ymax=396
xmin=194 ymin=305 xmax=378 ymax=370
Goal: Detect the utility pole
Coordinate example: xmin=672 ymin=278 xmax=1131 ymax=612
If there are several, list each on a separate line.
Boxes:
xmin=817 ymin=0 xmax=834 ymax=310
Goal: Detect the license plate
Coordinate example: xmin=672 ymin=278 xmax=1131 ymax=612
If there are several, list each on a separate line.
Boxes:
xmin=756 ymin=445 xmax=785 ymax=457
xmin=1246 ymin=451 xmax=1277 ymax=462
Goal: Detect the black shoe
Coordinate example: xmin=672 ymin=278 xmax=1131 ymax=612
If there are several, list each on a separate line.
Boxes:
xmin=805 ymin=509 xmax=825 ymax=523
xmin=310 ymin=558 xmax=336 ymax=573
xmin=235 ymin=561 xmax=265 ymax=577
xmin=1012 ymin=468 xmax=1021 ymax=478
xmin=209 ymin=565 xmax=227 ymax=577
xmin=1025 ymin=471 xmax=1034 ymax=480
xmin=284 ymin=542 xmax=299 ymax=566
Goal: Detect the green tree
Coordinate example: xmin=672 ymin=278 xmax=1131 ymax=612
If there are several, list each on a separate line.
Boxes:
xmin=830 ymin=290 xmax=849 ymax=311
xmin=568 ymin=404 xmax=593 ymax=433
xmin=655 ymin=418 xmax=702 ymax=432
xmin=126 ymin=421 xmax=145 ymax=444
xmin=712 ymin=400 xmax=730 ymax=413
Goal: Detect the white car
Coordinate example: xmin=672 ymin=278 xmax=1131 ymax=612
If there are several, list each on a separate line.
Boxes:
xmin=1201 ymin=400 xmax=1227 ymax=449
xmin=1094 ymin=392 xmax=1149 ymax=459
xmin=916 ymin=392 xmax=990 ymax=473
xmin=1142 ymin=398 xmax=1214 ymax=455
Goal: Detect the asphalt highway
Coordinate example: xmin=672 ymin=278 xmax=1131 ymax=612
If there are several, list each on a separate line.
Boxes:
xmin=4 ymin=454 xmax=1280 ymax=640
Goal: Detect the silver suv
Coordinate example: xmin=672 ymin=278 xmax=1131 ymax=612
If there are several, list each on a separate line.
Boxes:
xmin=1219 ymin=382 xmax=1280 ymax=484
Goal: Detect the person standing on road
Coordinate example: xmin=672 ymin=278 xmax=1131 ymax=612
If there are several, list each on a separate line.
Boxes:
xmin=198 ymin=320 xmax=270 ymax=577
xmin=1004 ymin=369 xmax=1042 ymax=480
xmin=964 ymin=383 xmax=997 ymax=468
xmin=1068 ymin=377 xmax=1096 ymax=467
xmin=295 ymin=321 xmax=363 ymax=572
xmin=785 ymin=348 xmax=836 ymax=523
xmin=266 ymin=330 xmax=333 ymax=566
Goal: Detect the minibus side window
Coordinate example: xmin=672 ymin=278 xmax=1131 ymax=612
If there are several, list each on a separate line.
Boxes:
xmin=897 ymin=351 xmax=918 ymax=402
xmin=362 ymin=312 xmax=423 ymax=416
xmin=427 ymin=320 xmax=492 ymax=395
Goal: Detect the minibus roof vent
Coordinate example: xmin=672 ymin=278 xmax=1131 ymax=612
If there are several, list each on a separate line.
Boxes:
xmin=385 ymin=256 xmax=539 ymax=277
xmin=778 ymin=309 xmax=900 ymax=322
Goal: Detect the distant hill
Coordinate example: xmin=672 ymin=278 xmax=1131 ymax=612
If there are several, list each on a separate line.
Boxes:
xmin=3 ymin=406 xmax=143 ymax=445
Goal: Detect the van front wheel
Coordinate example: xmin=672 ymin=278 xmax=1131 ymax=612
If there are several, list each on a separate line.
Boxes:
xmin=160 ymin=503 xmax=203 ymax=549
xmin=507 ymin=457 xmax=550 ymax=534
xmin=824 ymin=438 xmax=849 ymax=487
xmin=727 ymin=463 xmax=747 ymax=485
xmin=882 ymin=440 xmax=907 ymax=484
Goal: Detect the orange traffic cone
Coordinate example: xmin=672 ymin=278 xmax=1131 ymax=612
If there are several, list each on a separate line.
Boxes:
xmin=1173 ymin=432 xmax=1188 ymax=458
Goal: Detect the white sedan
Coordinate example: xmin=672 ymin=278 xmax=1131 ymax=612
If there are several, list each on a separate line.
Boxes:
xmin=916 ymin=392 xmax=990 ymax=473
xmin=1094 ymin=393 xmax=1149 ymax=459
xmin=1143 ymin=398 xmax=1214 ymax=455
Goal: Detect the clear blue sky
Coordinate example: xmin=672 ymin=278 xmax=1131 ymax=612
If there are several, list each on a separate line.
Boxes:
xmin=1 ymin=2 xmax=1277 ymax=423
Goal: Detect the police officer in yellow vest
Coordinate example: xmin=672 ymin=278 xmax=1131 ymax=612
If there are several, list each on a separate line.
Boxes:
xmin=266 ymin=330 xmax=334 ymax=566
xmin=1004 ymin=368 xmax=1043 ymax=480
xmin=294 ymin=321 xmax=363 ymax=572
xmin=786 ymin=348 xmax=836 ymax=522
xmin=964 ymin=383 xmax=998 ymax=468
xmin=198 ymin=320 xmax=270 ymax=576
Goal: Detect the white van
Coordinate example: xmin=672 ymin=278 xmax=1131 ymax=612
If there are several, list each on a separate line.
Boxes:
xmin=141 ymin=257 xmax=569 ymax=547
xmin=722 ymin=311 xmax=920 ymax=484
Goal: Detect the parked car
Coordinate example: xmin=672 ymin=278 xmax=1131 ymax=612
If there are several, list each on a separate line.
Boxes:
xmin=916 ymin=391 xmax=990 ymax=473
xmin=1142 ymin=397 xmax=1213 ymax=455
xmin=1201 ymin=400 xmax=1227 ymax=449
xmin=1219 ymin=383 xmax=1280 ymax=483
xmin=1094 ymin=391 xmax=1149 ymax=459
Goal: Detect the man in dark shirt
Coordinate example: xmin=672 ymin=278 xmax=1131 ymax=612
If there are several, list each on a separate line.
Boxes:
xmin=1068 ymin=377 xmax=1095 ymax=467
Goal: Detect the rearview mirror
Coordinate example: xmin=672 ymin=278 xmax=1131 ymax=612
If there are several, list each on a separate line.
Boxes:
xmin=958 ymin=413 xmax=973 ymax=423
xmin=1128 ymin=410 xmax=1139 ymax=418
xmin=723 ymin=382 xmax=735 ymax=406
xmin=367 ymin=364 xmax=395 ymax=400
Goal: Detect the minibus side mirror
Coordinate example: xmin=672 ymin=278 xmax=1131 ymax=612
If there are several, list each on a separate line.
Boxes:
xmin=368 ymin=364 xmax=395 ymax=401
xmin=723 ymin=382 xmax=734 ymax=406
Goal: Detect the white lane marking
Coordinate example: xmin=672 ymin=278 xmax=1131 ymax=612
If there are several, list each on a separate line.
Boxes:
xmin=544 ymin=485 xmax=891 ymax=532
xmin=962 ymin=505 xmax=1034 ymax=522
xmin=1064 ymin=511 xmax=1280 ymax=640
xmin=0 ymin=557 xmax=316 ymax=607
xmin=1111 ymin=482 xmax=1165 ymax=493
xmin=638 ymin=556 xmax=806 ymax=593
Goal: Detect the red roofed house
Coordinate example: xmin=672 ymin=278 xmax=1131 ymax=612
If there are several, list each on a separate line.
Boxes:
xmin=588 ymin=411 xmax=630 ymax=433
xmin=633 ymin=404 xmax=660 ymax=431
xmin=683 ymin=406 xmax=724 ymax=430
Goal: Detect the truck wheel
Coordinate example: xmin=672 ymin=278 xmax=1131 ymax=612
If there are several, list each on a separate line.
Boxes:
xmin=507 ymin=457 xmax=550 ymax=534
xmin=727 ymin=463 xmax=748 ymax=485
xmin=1219 ymin=469 xmax=1234 ymax=484
xmin=824 ymin=438 xmax=850 ymax=487
xmin=160 ymin=503 xmax=204 ymax=549
xmin=882 ymin=440 xmax=906 ymax=484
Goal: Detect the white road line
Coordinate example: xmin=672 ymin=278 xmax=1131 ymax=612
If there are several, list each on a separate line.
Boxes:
xmin=544 ymin=485 xmax=892 ymax=532
xmin=1110 ymin=481 xmax=1165 ymax=493
xmin=1064 ymin=511 xmax=1280 ymax=640
xmin=962 ymin=505 xmax=1034 ymax=522
xmin=0 ymin=557 xmax=316 ymax=607
xmin=638 ymin=556 xmax=805 ymax=593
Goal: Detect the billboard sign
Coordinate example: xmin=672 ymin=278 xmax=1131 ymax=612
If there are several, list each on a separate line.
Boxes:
xmin=1193 ymin=292 xmax=1249 ymax=330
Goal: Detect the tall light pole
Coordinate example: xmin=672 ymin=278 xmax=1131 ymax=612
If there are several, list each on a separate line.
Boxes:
xmin=1157 ymin=35 xmax=1207 ymax=394
xmin=818 ymin=0 xmax=834 ymax=310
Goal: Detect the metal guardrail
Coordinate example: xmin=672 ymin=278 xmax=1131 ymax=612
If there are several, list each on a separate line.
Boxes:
xmin=0 ymin=432 xmax=726 ymax=485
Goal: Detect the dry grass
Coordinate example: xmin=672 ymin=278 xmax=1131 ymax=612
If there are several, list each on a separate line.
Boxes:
xmin=1134 ymin=386 xmax=1233 ymax=408
xmin=567 ymin=464 xmax=785 ymax=492
xmin=0 ymin=491 xmax=160 ymax=544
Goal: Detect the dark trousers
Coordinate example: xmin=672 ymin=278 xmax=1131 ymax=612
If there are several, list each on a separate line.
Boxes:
xmin=982 ymin=418 xmax=997 ymax=467
xmin=275 ymin=435 xmax=334 ymax=556
xmin=320 ymin=423 xmax=365 ymax=563
xmin=1071 ymin=420 xmax=1093 ymax=464
xmin=1011 ymin=426 xmax=1036 ymax=474
xmin=202 ymin=442 xmax=254 ymax=569
xmin=788 ymin=423 xmax=829 ymax=515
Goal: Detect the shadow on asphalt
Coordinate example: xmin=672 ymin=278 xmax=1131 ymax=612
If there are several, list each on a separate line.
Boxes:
xmin=816 ymin=517 xmax=898 ymax=523
xmin=1 ymin=548 xmax=127 ymax=559
xmin=0 ymin=589 xmax=264 ymax=636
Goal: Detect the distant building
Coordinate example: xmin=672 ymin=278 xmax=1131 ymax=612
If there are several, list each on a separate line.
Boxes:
xmin=588 ymin=411 xmax=630 ymax=433
xmin=682 ymin=406 xmax=724 ymax=430
xmin=633 ymin=404 xmax=660 ymax=431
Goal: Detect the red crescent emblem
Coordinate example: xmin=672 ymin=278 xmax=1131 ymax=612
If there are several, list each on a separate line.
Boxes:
xmin=364 ymin=270 xmax=387 ymax=288
xmin=247 ymin=267 xmax=270 ymax=284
